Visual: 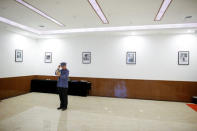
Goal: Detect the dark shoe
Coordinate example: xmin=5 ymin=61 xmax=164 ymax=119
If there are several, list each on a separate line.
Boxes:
xmin=57 ymin=107 xmax=62 ymax=110
xmin=61 ymin=107 xmax=67 ymax=111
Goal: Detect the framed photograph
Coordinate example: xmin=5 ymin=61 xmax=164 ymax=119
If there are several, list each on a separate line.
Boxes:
xmin=82 ymin=52 xmax=91 ymax=64
xmin=126 ymin=52 xmax=136 ymax=64
xmin=45 ymin=52 xmax=52 ymax=63
xmin=15 ymin=49 xmax=23 ymax=62
xmin=178 ymin=51 xmax=189 ymax=65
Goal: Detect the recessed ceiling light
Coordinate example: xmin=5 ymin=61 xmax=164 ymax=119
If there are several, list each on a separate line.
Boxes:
xmin=155 ymin=0 xmax=173 ymax=21
xmin=88 ymin=0 xmax=109 ymax=24
xmin=187 ymin=30 xmax=192 ymax=33
xmin=15 ymin=0 xmax=64 ymax=26
xmin=131 ymin=32 xmax=136 ymax=35
xmin=187 ymin=30 xmax=195 ymax=33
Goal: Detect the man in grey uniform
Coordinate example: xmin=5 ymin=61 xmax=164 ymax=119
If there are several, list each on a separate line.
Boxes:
xmin=55 ymin=62 xmax=69 ymax=111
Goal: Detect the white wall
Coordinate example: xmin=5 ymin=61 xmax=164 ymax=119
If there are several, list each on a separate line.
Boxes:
xmin=0 ymin=29 xmax=37 ymax=78
xmin=36 ymin=34 xmax=197 ymax=82
xmin=0 ymin=28 xmax=197 ymax=81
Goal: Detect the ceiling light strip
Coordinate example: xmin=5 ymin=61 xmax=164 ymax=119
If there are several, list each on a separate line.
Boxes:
xmin=15 ymin=0 xmax=64 ymax=26
xmin=155 ymin=0 xmax=173 ymax=21
xmin=0 ymin=16 xmax=40 ymax=34
xmin=88 ymin=0 xmax=109 ymax=24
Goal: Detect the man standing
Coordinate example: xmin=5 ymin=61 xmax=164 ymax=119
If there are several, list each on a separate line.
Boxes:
xmin=55 ymin=62 xmax=69 ymax=111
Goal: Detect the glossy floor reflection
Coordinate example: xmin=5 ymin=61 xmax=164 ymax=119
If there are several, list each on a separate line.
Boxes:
xmin=0 ymin=93 xmax=197 ymax=131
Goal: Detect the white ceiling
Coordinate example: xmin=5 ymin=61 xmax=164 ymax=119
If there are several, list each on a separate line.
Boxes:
xmin=0 ymin=0 xmax=197 ymax=37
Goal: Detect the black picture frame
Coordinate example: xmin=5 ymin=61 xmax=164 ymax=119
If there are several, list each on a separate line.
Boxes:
xmin=126 ymin=52 xmax=136 ymax=64
xmin=15 ymin=49 xmax=23 ymax=62
xmin=82 ymin=52 xmax=91 ymax=64
xmin=178 ymin=51 xmax=189 ymax=65
xmin=45 ymin=52 xmax=52 ymax=63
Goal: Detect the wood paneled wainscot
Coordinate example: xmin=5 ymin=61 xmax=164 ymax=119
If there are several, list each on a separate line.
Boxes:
xmin=0 ymin=76 xmax=34 ymax=100
xmin=36 ymin=76 xmax=197 ymax=102
xmin=1 ymin=75 xmax=197 ymax=102
xmin=73 ymin=77 xmax=197 ymax=102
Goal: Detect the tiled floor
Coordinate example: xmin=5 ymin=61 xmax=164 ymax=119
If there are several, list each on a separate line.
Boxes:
xmin=0 ymin=93 xmax=197 ymax=131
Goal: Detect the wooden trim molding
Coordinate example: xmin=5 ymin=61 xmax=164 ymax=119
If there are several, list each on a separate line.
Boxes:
xmin=1 ymin=75 xmax=197 ymax=102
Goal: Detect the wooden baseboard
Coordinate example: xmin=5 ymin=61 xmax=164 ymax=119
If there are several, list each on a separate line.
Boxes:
xmin=1 ymin=75 xmax=197 ymax=102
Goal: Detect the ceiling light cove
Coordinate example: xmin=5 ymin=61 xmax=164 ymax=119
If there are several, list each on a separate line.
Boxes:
xmin=88 ymin=0 xmax=109 ymax=24
xmin=1 ymin=16 xmax=197 ymax=35
xmin=15 ymin=0 xmax=64 ymax=26
xmin=0 ymin=16 xmax=41 ymax=34
xmin=42 ymin=23 xmax=197 ymax=35
xmin=155 ymin=0 xmax=173 ymax=21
